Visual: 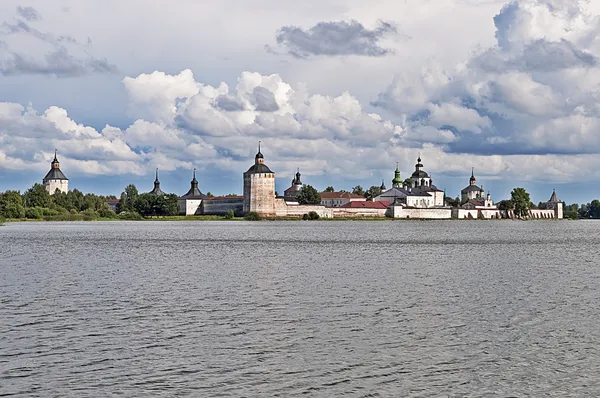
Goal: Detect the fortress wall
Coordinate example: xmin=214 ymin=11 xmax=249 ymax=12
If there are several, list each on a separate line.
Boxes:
xmin=332 ymin=208 xmax=387 ymax=218
xmin=530 ymin=209 xmax=556 ymax=219
xmin=279 ymin=203 xmax=333 ymax=218
xmin=390 ymin=207 xmax=452 ymax=219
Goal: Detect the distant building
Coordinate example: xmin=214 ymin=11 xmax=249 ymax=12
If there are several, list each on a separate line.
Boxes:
xmin=374 ymin=156 xmax=444 ymax=207
xmin=283 ymin=169 xmax=303 ymax=198
xmin=546 ymin=189 xmax=563 ymax=219
xmin=178 ymin=169 xmax=208 ymax=215
xmin=148 ymin=168 xmax=165 ymax=195
xmin=43 ymin=150 xmax=69 ymax=194
xmin=320 ymin=191 xmax=366 ymax=207
xmin=106 ymin=199 xmax=120 ymax=212
xmin=243 ymin=142 xmax=276 ymax=215
xmin=460 ymin=168 xmax=485 ymax=203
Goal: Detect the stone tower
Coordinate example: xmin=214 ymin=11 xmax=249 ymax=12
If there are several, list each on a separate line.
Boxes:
xmin=547 ymin=189 xmax=563 ymax=219
xmin=243 ymin=142 xmax=275 ymax=215
xmin=43 ymin=150 xmax=69 ymax=194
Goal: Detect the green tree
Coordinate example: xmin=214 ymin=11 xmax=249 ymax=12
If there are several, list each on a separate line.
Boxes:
xmin=537 ymin=201 xmax=548 ymax=210
xmin=365 ymin=185 xmax=382 ymax=200
xmin=116 ymin=184 xmax=139 ymax=213
xmin=244 ymin=211 xmax=261 ymax=221
xmin=206 ymin=192 xmax=214 ymax=198
xmin=564 ymin=203 xmax=579 ymax=220
xmin=324 ymin=186 xmax=335 ymax=192
xmin=352 ymin=185 xmax=364 ymax=196
xmin=511 ymin=188 xmax=531 ymax=218
xmin=0 ymin=190 xmax=25 ymax=219
xmin=497 ymin=200 xmax=514 ymax=211
xmin=296 ymin=185 xmax=321 ymax=205
xmin=588 ymin=199 xmax=600 ymax=219
xmin=23 ymin=184 xmax=51 ymax=208
xmin=224 ymin=209 xmax=235 ymax=219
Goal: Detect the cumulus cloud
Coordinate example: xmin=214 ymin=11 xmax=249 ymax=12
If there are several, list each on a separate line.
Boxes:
xmin=273 ymin=20 xmax=397 ymax=58
xmin=0 ymin=10 xmax=117 ymax=77
xmin=373 ymin=0 xmax=600 ymax=157
xmin=4 ymin=64 xmax=600 ymax=187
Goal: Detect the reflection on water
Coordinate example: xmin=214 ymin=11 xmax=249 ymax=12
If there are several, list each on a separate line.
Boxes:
xmin=1 ymin=221 xmax=600 ymax=396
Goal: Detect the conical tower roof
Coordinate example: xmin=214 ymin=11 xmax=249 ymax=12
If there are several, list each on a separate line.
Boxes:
xmin=549 ymin=189 xmax=559 ymax=203
xmin=149 ymin=168 xmax=165 ymax=195
xmin=181 ymin=168 xmax=207 ymax=199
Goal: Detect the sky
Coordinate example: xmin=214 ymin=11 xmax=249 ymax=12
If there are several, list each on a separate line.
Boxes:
xmin=1 ymin=0 xmax=600 ymax=204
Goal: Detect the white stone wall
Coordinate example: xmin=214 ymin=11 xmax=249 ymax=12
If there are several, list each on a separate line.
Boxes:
xmin=178 ymin=199 xmax=203 ymax=215
xmin=332 ymin=208 xmax=387 ymax=218
xmin=45 ymin=179 xmax=69 ymax=194
xmin=389 ymin=207 xmax=452 ymax=219
xmin=243 ymin=173 xmax=275 ymax=215
xmin=275 ymin=199 xmax=333 ymax=218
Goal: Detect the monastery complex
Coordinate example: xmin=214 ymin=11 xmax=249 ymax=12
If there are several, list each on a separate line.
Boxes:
xmin=41 ymin=145 xmax=563 ymax=220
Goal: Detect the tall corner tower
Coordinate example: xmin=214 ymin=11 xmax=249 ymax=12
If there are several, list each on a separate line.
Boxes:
xmin=243 ymin=142 xmax=275 ymax=215
xmin=43 ymin=150 xmax=69 ymax=194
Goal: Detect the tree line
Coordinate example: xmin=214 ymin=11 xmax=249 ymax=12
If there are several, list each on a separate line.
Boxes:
xmin=0 ymin=184 xmax=117 ymax=220
xmin=116 ymin=184 xmax=178 ymax=217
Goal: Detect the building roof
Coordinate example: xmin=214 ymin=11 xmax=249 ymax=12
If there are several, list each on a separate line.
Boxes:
xmin=461 ymin=185 xmax=484 ymax=193
xmin=320 ymin=191 xmax=365 ymax=199
xmin=180 ymin=169 xmax=207 ymax=199
xmin=43 ymin=168 xmax=68 ymax=182
xmin=549 ymin=189 xmax=559 ymax=203
xmin=340 ymin=200 xmax=391 ymax=209
xmin=411 ymin=170 xmax=430 ymax=178
xmin=148 ymin=168 xmax=165 ymax=195
xmin=203 ymin=195 xmax=244 ymax=201
xmin=43 ymin=151 xmax=68 ymax=182
xmin=245 ymin=163 xmax=274 ymax=174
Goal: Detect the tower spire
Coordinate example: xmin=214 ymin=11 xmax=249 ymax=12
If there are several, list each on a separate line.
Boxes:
xmin=155 ymin=167 xmax=159 ymax=182
xmin=193 ymin=168 xmax=196 ymax=179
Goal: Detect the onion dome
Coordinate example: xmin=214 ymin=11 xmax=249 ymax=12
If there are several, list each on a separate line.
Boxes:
xmin=392 ymin=162 xmax=403 ymax=187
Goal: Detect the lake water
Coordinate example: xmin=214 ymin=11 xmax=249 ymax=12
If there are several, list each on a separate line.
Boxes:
xmin=1 ymin=220 xmax=600 ymax=397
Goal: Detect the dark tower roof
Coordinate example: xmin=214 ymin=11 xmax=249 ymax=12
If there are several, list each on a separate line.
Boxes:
xmin=245 ymin=141 xmax=273 ymax=174
xmin=294 ymin=168 xmax=302 ymax=185
xmin=549 ymin=189 xmax=559 ymax=203
xmin=148 ymin=168 xmax=165 ymax=195
xmin=42 ymin=149 xmax=68 ymax=183
xmin=380 ymin=179 xmax=387 ymax=191
xmin=411 ymin=155 xmax=429 ymax=178
xmin=181 ymin=168 xmax=207 ymax=199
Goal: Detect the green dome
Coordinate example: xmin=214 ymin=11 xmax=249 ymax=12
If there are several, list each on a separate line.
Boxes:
xmin=392 ymin=164 xmax=402 ymax=186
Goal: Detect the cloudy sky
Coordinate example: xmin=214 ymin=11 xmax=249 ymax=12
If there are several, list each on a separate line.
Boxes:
xmin=1 ymin=0 xmax=600 ymax=203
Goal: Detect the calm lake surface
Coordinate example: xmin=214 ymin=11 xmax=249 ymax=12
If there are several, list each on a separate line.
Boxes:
xmin=1 ymin=220 xmax=600 ymax=397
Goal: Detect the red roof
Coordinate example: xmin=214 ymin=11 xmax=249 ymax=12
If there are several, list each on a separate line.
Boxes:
xmin=320 ymin=191 xmax=365 ymax=199
xmin=340 ymin=200 xmax=391 ymax=209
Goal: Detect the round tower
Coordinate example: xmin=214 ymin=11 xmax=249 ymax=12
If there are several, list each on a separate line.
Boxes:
xmin=243 ymin=142 xmax=275 ymax=215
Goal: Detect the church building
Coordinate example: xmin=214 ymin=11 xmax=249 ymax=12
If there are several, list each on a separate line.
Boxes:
xmin=374 ymin=156 xmax=444 ymax=208
xmin=243 ymin=142 xmax=275 ymax=215
xmin=43 ymin=150 xmax=69 ymax=194
xmin=460 ymin=168 xmax=485 ymax=203
xmin=283 ymin=169 xmax=303 ymax=198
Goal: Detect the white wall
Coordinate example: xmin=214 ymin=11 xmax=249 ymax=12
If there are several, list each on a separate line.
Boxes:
xmin=45 ymin=179 xmax=69 ymax=194
xmin=389 ymin=207 xmax=452 ymax=219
